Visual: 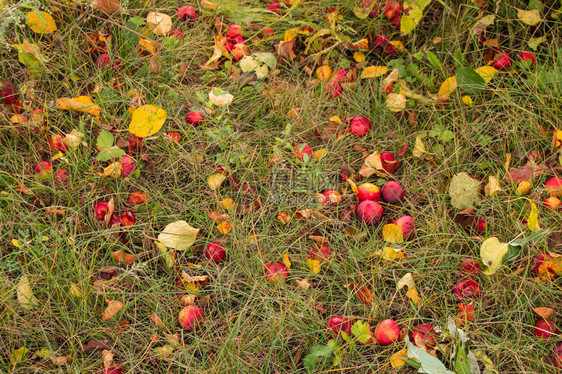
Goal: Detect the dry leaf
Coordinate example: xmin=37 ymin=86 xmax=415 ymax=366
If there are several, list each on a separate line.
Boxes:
xmin=484 ymin=176 xmax=502 ymax=197
xmin=296 ymin=278 xmax=310 ymax=290
xmin=150 ymin=314 xmax=166 ymax=328
xmin=158 ymin=220 xmax=199 ymax=250
xmin=111 ymin=250 xmax=135 ymax=265
xmin=533 ymin=307 xmax=555 ymax=320
xmin=101 ymin=350 xmax=114 ymax=370
xmin=82 ymin=340 xmax=111 ymax=352
xmin=307 ymin=258 xmax=321 ymax=274
xmin=56 ymin=96 xmax=100 ymax=119
xmin=438 ymin=76 xmax=457 ymax=97
xmin=17 ymin=275 xmax=39 ymax=309
xmin=102 ymin=300 xmax=124 ymax=321
xmin=517 ymin=8 xmax=541 ymax=26
xmin=208 ymin=173 xmax=226 ymax=190
xmin=412 ymin=136 xmax=426 ymax=158
xmin=382 ymin=224 xmax=404 ymax=243
xmin=385 ymin=93 xmax=407 ymax=112
xmin=94 ymin=0 xmax=121 ymax=13
xmin=217 ymin=221 xmax=232 ymax=234
xmin=146 ymin=12 xmax=172 ymax=36
xmin=361 ymin=66 xmax=388 ymax=79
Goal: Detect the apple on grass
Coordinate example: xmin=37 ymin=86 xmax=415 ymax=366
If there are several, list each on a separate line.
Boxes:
xmin=357 ymin=183 xmax=380 ymax=201
xmin=178 ymin=305 xmax=203 ymax=329
xmin=265 ymin=262 xmax=288 ymax=283
xmin=375 ymin=319 xmax=400 ymax=345
xmin=381 ymin=181 xmax=404 ymax=204
xmin=356 ymin=200 xmax=383 ymax=225
xmin=206 ymin=242 xmax=226 ymax=263
xmin=327 ymin=315 xmax=352 ymax=336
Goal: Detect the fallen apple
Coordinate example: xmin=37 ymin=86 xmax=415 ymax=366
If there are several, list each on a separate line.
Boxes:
xmin=381 ymin=181 xmax=404 ymax=204
xmin=492 ymin=51 xmax=512 ymax=71
xmin=231 ymin=43 xmax=249 ymax=60
xmin=185 ymin=110 xmax=204 ymax=126
xmin=48 ymin=134 xmax=68 ymax=152
xmin=375 ymin=319 xmax=400 ymax=345
xmin=103 ymin=364 xmax=124 ymax=374
xmin=380 ymin=151 xmax=398 ymax=173
xmin=350 ymin=116 xmax=371 ymax=137
xmin=460 ymin=258 xmax=482 ymax=275
xmin=356 ymin=200 xmax=383 ymax=225
xmin=34 ymin=161 xmax=52 ymax=176
xmin=206 ymin=242 xmax=226 ymax=263
xmin=265 ymin=262 xmax=288 ymax=283
xmin=545 ymin=177 xmax=562 ymax=197
xmin=319 ymin=190 xmax=341 ymax=206
xmin=121 ymin=155 xmax=136 ymax=177
xmin=410 ymin=323 xmax=437 ymax=347
xmin=315 ymin=65 xmax=332 ymax=81
xmin=177 ymin=5 xmax=197 ymax=21
xmin=227 ymin=24 xmax=243 ymax=39
xmin=327 ymin=315 xmax=352 ymax=336
xmin=310 ymin=244 xmax=331 ymax=262
xmin=519 ymin=51 xmax=536 ymax=67
xmin=266 ymin=2 xmax=283 ymax=14
xmin=535 ymin=319 xmax=558 ymax=338
xmin=357 ymin=183 xmax=380 ymax=201
xmin=453 ymin=279 xmax=481 ymax=299
xmin=394 ymin=215 xmax=415 ymax=239
xmin=178 ymin=305 xmax=204 ymax=329
xmin=543 ymin=197 xmax=561 ymax=209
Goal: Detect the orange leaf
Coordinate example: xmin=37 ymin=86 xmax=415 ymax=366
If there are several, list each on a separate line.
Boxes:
xmin=111 ymin=250 xmax=135 ymax=265
xmin=217 ymin=221 xmax=232 ymax=234
xmin=102 ymin=300 xmax=124 ymax=321
xmin=455 ymin=301 xmax=474 ymax=327
xmin=533 ymin=307 xmax=555 ymax=320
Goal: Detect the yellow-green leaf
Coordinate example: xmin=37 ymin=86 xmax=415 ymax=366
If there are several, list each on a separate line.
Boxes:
xmin=413 ymin=136 xmax=426 ymax=158
xmin=207 ymin=173 xmax=226 ymax=190
xmin=484 ymin=176 xmax=502 ymax=197
xmin=26 ymin=10 xmax=57 ymax=34
xmin=527 ymin=201 xmax=540 ymax=232
xmin=474 ymin=66 xmax=498 ymax=84
xmin=517 ymin=8 xmax=541 ymax=26
xmin=10 ymin=347 xmax=29 ymax=367
xmin=128 ymin=105 xmax=166 ymax=138
xmin=480 ymin=237 xmax=509 ymax=275
xmin=56 ymin=96 xmax=100 ymax=118
xmin=158 ymin=220 xmax=199 ymax=251
xmin=382 ymin=224 xmax=404 ymax=244
xmin=400 ymin=0 xmax=432 ymax=35
xmin=361 ymin=66 xmax=388 ymax=79
xmin=385 ymin=93 xmax=407 ymax=112
xmin=17 ymin=276 xmax=39 ymax=310
xmin=438 ymin=76 xmax=457 ymax=97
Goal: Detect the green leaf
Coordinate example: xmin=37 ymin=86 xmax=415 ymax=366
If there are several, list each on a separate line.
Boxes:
xmin=528 ymin=35 xmax=547 ymax=50
xmin=400 ymin=0 xmax=432 ymax=35
xmin=448 ymin=172 xmax=481 ymax=209
xmin=440 ymin=130 xmax=454 ymax=143
xmin=426 ymin=51 xmax=442 ymax=70
xmin=351 ymin=320 xmax=371 ymax=344
xmin=453 ymin=48 xmax=466 ymax=66
xmin=254 ymin=52 xmax=277 ymax=70
xmin=96 ymin=130 xmax=114 ymax=150
xmin=353 ymin=4 xmax=373 ymax=19
xmin=96 ymin=146 xmax=125 ymax=162
xmin=406 ymin=336 xmax=455 ymax=374
xmin=429 ymin=125 xmax=443 ymax=138
xmin=303 ymin=353 xmax=318 ymax=371
xmin=454 ymin=340 xmax=471 ymax=374
xmin=455 ymin=67 xmax=486 ymax=93
xmin=239 ymin=56 xmax=259 ymax=73
xmin=10 ymin=347 xmax=29 ymax=367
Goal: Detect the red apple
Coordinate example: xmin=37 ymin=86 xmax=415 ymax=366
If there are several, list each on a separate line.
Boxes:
xmin=265 ymin=262 xmax=288 ymax=283
xmin=168 ymin=29 xmax=184 ymax=38
xmin=177 ymin=5 xmax=197 ymax=21
xmin=185 ymin=110 xmax=204 ymax=126
xmin=206 ymin=242 xmax=226 ymax=263
xmin=381 ymin=181 xmax=404 ymax=204
xmin=178 ymin=305 xmax=204 ymax=329
xmin=535 ymin=319 xmax=558 ymax=338
xmin=121 ymin=210 xmax=136 ymax=226
xmin=492 ymin=52 xmax=512 ymax=71
xmin=103 ymin=364 xmax=124 ymax=374
xmin=475 ymin=218 xmax=487 ymax=233
xmin=310 ymin=244 xmax=331 ymax=262
xmin=553 ymin=342 xmax=562 ymax=369
xmin=266 ymin=2 xmax=283 ymax=14
xmin=380 ymin=151 xmax=398 ymax=173
xmin=519 ymin=51 xmax=536 ymax=67
xmin=356 ymin=200 xmax=383 ymax=225
xmin=34 ymin=161 xmax=52 ymax=175
xmin=120 ymin=155 xmax=136 ymax=177
xmin=453 ymin=279 xmax=481 ymax=299
xmin=375 ymin=319 xmax=400 ymax=345
xmin=410 ymin=323 xmax=436 ymax=347
xmin=54 ymin=168 xmax=69 ymax=186
xmin=293 ymin=143 xmax=312 ymax=161
xmin=0 ymin=81 xmax=18 ymax=105
xmin=545 ymin=177 xmax=562 ymax=197
xmin=394 ymin=215 xmax=415 ymax=240
xmin=357 ymin=183 xmax=380 ymax=201
xmin=373 ymin=34 xmax=391 ymax=55
xmin=383 ymin=0 xmax=402 ymax=19
xmin=231 ymin=43 xmax=249 ymax=60
xmin=48 ymin=134 xmax=68 ymax=152
xmin=543 ymin=197 xmax=561 ymax=209
xmin=227 ymin=24 xmax=243 ymax=39
xmin=327 ymin=315 xmax=352 ymax=336
xmin=331 ymin=69 xmax=348 ymax=84
xmin=460 ymin=258 xmax=482 ymax=275
xmin=93 ymin=201 xmax=109 ymax=221
xmin=319 ymin=190 xmax=341 ymax=206
xmin=350 ymin=116 xmax=371 ymax=137
xmin=327 ymin=83 xmax=343 ymax=98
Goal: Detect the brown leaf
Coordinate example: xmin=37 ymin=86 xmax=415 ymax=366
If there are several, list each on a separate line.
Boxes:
xmin=353 ymin=144 xmax=370 ymax=159
xmin=46 ymin=207 xmax=66 ymax=216
xmin=397 ymin=142 xmax=410 ymax=157
xmin=16 ymin=180 xmax=34 ymax=195
xmin=129 ymin=191 xmax=148 ymax=205
xmin=296 ymin=278 xmax=311 ymax=290
xmin=111 ymin=250 xmax=135 ymax=265
xmin=102 ymin=300 xmax=124 ymax=321
xmin=319 ymin=122 xmax=340 ymax=139
xmin=340 ymin=163 xmax=355 ymax=182
xmin=104 ymin=197 xmax=115 ymax=227
xmin=94 ymin=0 xmax=121 ymax=14
xmin=150 ymin=314 xmax=166 ymax=328
xmin=533 ymin=307 xmax=555 ymax=320
xmin=276 ymin=39 xmax=296 ymax=61
xmin=454 ymin=208 xmax=477 ymax=229
xmin=82 ymin=339 xmax=112 ymax=352
xmin=207 ymin=210 xmax=229 ymax=223
xmin=505 ymin=162 xmax=544 ymax=183
xmin=163 ymin=332 xmax=182 ymax=347
xmin=309 ymin=235 xmax=329 ymax=244
xmin=181 ymin=271 xmax=209 ymax=288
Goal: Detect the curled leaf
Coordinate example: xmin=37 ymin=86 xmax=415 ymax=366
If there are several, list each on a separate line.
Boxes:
xmin=527 ymin=201 xmax=540 ymax=232
xmin=484 ymin=176 xmax=502 ymax=197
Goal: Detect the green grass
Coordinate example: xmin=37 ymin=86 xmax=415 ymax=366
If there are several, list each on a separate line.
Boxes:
xmin=1 ymin=0 xmax=561 ymax=372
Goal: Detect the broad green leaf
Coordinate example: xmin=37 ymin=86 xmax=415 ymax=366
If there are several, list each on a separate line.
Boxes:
xmin=426 ymin=51 xmax=442 ymax=70
xmin=158 ymin=220 xmax=199 ymax=251
xmin=254 ymin=52 xmax=277 ymax=70
xmin=351 ymin=320 xmax=372 ymax=344
xmin=96 ymin=147 xmax=125 ymax=162
xmin=454 ymin=340 xmax=471 ymax=374
xmin=448 ymin=172 xmax=481 ymax=209
xmin=128 ymin=105 xmax=166 ymax=138
xmin=406 ymin=336 xmax=455 ymax=374
xmin=480 ymin=237 xmax=509 ymax=275
xmin=96 ymin=130 xmax=114 ymax=150
xmin=400 ymin=0 xmax=432 ymax=35
xmin=455 ymin=67 xmax=486 ymax=94
xmin=239 ymin=56 xmax=259 ymax=73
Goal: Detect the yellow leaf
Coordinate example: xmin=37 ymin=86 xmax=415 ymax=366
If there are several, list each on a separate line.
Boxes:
xmin=412 ymin=136 xmax=426 ymax=158
xmin=347 ymin=178 xmax=358 ymax=195
xmin=207 ymin=173 xmax=226 ymax=190
xmin=517 ymin=8 xmax=541 ymax=26
xmin=406 ymin=288 xmax=421 ymax=306
xmin=100 ymin=162 xmax=122 ymax=177
xmin=17 ymin=276 xmax=39 ymax=310
xmin=329 ymin=115 xmax=342 ymax=124
xmin=217 ymin=221 xmax=232 ymax=234
xmin=474 ymin=66 xmax=498 ymax=84
xmin=389 ymin=40 xmax=406 ymax=52
xmin=385 ymin=93 xmax=407 ymax=112
xmin=283 ymin=253 xmax=291 ymax=269
xmin=438 ymin=76 xmax=457 ymax=97
xmin=158 ymin=220 xmax=199 ymax=250
xmin=102 ymin=300 xmax=124 ymax=321
xmin=69 ymin=284 xmax=82 ymax=298
xmin=397 ymin=273 xmax=416 ymax=290
xmin=353 ymin=52 xmax=365 ymax=63
xmin=312 ymin=148 xmax=327 ymax=161
xmin=484 ymin=176 xmax=502 ymax=197
xmin=10 ymin=347 xmax=29 ymax=367
xmin=382 ymin=224 xmax=404 ymax=244
xmin=283 ymin=28 xmax=299 ymax=42
xmin=504 ymin=153 xmax=511 ymax=170
xmin=378 ymin=247 xmax=405 ymax=261
xmin=201 ymin=0 xmax=217 ymax=10
xmin=217 ymin=198 xmax=235 ymax=209
xmin=527 ymin=201 xmax=540 ymax=232
xmin=462 ymin=95 xmax=473 ymax=106
xmin=390 ymin=348 xmax=408 ymax=368
xmin=63 ymin=129 xmax=84 ymax=150
xmin=517 ymin=181 xmax=532 ymax=195
xmin=146 ymin=12 xmax=172 ymax=36
xmin=554 ymin=129 xmax=562 ymax=149
xmin=480 ymin=237 xmax=509 ymax=275
xmin=128 ymin=105 xmax=166 ymax=138
xmin=138 ymin=38 xmax=156 ymax=54
xmin=307 ymin=258 xmax=321 ymax=274
xmin=56 ymin=96 xmax=100 ymax=118
xmin=361 ymin=66 xmax=388 ymax=79
xmin=11 ymin=239 xmax=20 ymax=247
xmin=26 ymin=11 xmax=57 ymax=34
